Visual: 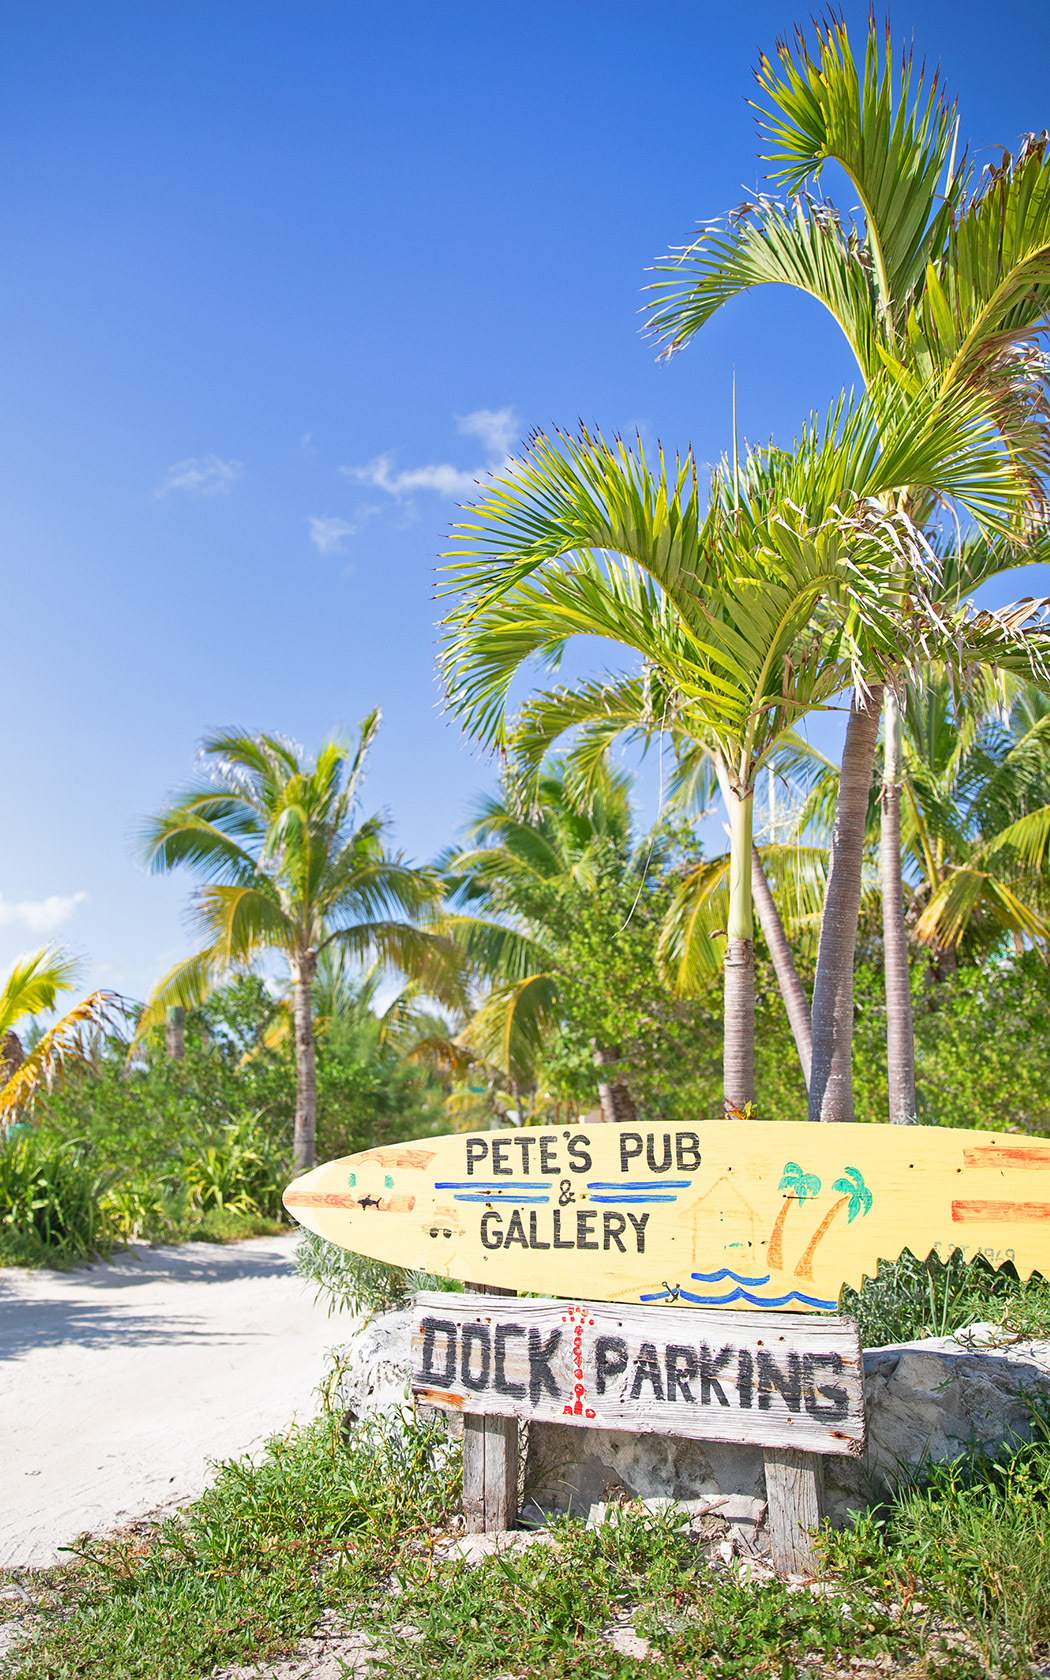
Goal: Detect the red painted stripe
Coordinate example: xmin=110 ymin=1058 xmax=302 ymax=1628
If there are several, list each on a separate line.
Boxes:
xmin=952 ymin=1199 xmax=1050 ymax=1223
xmin=963 ymin=1147 xmax=1050 ymax=1169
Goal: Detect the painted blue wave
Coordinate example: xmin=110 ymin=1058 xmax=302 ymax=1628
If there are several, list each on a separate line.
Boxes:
xmin=452 ymin=1193 xmax=550 ymax=1204
xmin=586 ymin=1180 xmax=692 ymax=1191
xmin=640 ymin=1284 xmax=836 ymax=1309
xmin=690 ymin=1268 xmax=771 ymax=1286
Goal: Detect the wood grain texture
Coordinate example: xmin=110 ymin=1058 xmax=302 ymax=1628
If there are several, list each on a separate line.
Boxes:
xmin=283 ymin=1121 xmax=1050 ymax=1311
xmin=462 ymin=1281 xmax=518 ymax=1533
xmin=764 ymin=1448 xmax=824 ymax=1574
xmin=411 ymin=1294 xmax=864 ymax=1456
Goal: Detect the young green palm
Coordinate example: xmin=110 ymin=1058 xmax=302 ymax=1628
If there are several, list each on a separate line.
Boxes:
xmin=137 ymin=715 xmax=450 ymax=1170
xmin=646 ymin=18 xmax=1050 ymax=1122
xmin=443 ymin=757 xmax=645 ymax=1121
xmin=442 ymin=393 xmax=1041 ymax=1116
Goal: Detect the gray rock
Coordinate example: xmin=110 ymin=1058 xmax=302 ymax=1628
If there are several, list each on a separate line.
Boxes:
xmin=333 ymin=1309 xmax=414 ymax=1420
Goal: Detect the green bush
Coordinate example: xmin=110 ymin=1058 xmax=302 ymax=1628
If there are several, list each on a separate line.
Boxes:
xmin=0 ymin=1132 xmax=116 ymax=1264
xmin=294 ymin=1227 xmax=461 ymax=1317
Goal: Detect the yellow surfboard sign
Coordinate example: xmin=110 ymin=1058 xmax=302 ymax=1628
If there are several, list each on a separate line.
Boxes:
xmin=283 ymin=1121 xmax=1050 ymax=1310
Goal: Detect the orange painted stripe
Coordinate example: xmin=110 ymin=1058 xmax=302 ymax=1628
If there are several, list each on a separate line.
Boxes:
xmin=963 ymin=1147 xmax=1050 ymax=1169
xmin=952 ymin=1199 xmax=1050 ymax=1223
xmin=284 ymin=1191 xmax=356 ymax=1209
xmin=283 ymin=1191 xmax=416 ymax=1213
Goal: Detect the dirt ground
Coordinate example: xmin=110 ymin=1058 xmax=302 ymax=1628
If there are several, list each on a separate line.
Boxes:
xmin=0 ymin=1234 xmax=342 ymax=1568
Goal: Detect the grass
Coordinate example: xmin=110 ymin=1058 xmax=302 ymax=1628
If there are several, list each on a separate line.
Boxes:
xmin=7 ymin=1380 xmax=1050 ymax=1680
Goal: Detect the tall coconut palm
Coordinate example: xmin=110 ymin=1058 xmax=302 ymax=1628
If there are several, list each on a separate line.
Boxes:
xmin=442 ymin=384 xmax=1041 ymax=1115
xmin=646 ymin=17 xmax=1050 ymax=1121
xmin=136 ymin=716 xmax=451 ymax=1171
xmin=0 ymin=949 xmax=123 ymax=1133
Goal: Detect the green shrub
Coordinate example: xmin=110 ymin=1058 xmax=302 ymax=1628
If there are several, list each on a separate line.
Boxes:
xmin=0 ymin=1132 xmax=116 ymax=1263
xmin=841 ymin=1247 xmax=1043 ymax=1347
xmin=294 ymin=1228 xmax=461 ymax=1316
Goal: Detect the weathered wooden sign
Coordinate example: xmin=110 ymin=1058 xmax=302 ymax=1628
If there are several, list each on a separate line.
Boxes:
xmin=284 ymin=1120 xmax=1050 ymax=1310
xmin=411 ymin=1293 xmax=864 ymax=1456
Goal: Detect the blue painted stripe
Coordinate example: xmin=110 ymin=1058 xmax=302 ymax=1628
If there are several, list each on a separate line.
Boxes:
xmin=677 ymin=1286 xmax=837 ymax=1310
xmin=588 ymin=1195 xmax=678 ymax=1205
xmin=690 ymin=1269 xmax=771 ymax=1286
xmin=452 ymin=1194 xmax=550 ymax=1205
xmin=435 ymin=1182 xmax=551 ymax=1191
xmin=587 ymin=1181 xmax=691 ymax=1191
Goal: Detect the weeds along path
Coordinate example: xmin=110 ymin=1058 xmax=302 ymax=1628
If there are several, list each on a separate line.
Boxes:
xmin=0 ymin=1234 xmax=340 ymax=1568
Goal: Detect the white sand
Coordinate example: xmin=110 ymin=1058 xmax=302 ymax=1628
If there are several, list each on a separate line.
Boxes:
xmin=0 ymin=1234 xmax=344 ymax=1568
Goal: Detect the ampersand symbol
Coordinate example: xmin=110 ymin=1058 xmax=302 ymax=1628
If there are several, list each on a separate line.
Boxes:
xmin=559 ymin=1179 xmax=575 ymax=1207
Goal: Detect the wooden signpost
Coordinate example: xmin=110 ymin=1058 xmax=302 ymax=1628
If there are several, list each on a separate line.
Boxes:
xmin=284 ymin=1119 xmax=1050 ymax=1572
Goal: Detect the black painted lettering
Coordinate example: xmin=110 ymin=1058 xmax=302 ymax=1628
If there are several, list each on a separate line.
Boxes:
xmin=803 ymin=1352 xmax=849 ymax=1422
xmin=420 ymin=1317 xmax=457 ymax=1384
xmin=576 ymin=1210 xmax=598 ymax=1249
xmin=528 ymin=1211 xmax=550 ymax=1250
xmin=504 ymin=1209 xmax=529 ymax=1248
xmin=619 ymin=1132 xmax=643 ymax=1171
xmin=466 ymin=1139 xmax=488 ymax=1176
xmin=665 ymin=1344 xmax=698 ymax=1402
xmin=630 ymin=1341 xmax=665 ymax=1400
xmin=757 ymin=1349 xmax=802 ymax=1413
xmin=480 ymin=1210 xmax=504 ymax=1250
xmin=737 ymin=1348 xmax=754 ymax=1408
xmin=552 ymin=1210 xmax=574 ymax=1248
xmin=567 ymin=1134 xmax=592 ymax=1173
xmin=645 ymin=1133 xmax=673 ymax=1174
xmin=539 ymin=1136 xmax=559 ymax=1175
xmin=528 ymin=1327 xmax=561 ymax=1404
xmin=675 ymin=1132 xmax=701 ymax=1172
xmin=603 ymin=1211 xmax=627 ymax=1252
xmin=491 ymin=1138 xmax=512 ymax=1176
xmin=461 ymin=1323 xmax=491 ymax=1392
xmin=513 ymin=1134 xmax=535 ymax=1175
xmin=594 ymin=1335 xmax=629 ymax=1395
xmin=627 ymin=1211 xmax=650 ymax=1252
xmin=700 ymin=1343 xmax=734 ymax=1407
xmin=494 ymin=1324 xmax=526 ymax=1398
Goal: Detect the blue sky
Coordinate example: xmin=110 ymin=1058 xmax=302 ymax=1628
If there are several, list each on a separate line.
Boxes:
xmin=1 ymin=0 xmax=1048 ymax=1001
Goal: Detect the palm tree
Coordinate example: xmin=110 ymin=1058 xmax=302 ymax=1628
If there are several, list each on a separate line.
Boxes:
xmin=443 ymin=756 xmax=650 ymax=1122
xmin=0 ymin=949 xmax=123 ymax=1133
xmin=646 ymin=18 xmax=1050 ymax=1122
xmin=512 ymin=664 xmax=827 ymax=1088
xmin=766 ymin=1160 xmax=821 ymax=1271
xmin=442 ymin=387 xmax=1039 ymax=1116
xmin=794 ymin=1166 xmax=872 ymax=1281
xmin=136 ymin=716 xmax=451 ymax=1171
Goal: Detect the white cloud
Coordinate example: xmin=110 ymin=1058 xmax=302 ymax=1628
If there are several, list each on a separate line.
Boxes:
xmin=343 ymin=454 xmax=482 ymax=499
xmin=456 ymin=406 xmax=519 ymax=458
xmin=0 ymin=891 xmax=87 ymax=933
xmin=156 ymin=455 xmax=243 ymax=498
xmin=341 ymin=407 xmax=521 ymax=502
xmin=308 ymin=515 xmax=358 ymax=554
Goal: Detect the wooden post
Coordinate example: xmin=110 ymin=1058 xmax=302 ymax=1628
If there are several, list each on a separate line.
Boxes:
xmin=165 ymin=1005 xmax=185 ymax=1060
xmin=763 ymin=1447 xmax=824 ymax=1574
xmin=462 ymin=1282 xmax=519 ymax=1533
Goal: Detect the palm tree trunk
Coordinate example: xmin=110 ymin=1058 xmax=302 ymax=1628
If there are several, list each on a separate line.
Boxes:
xmin=752 ymin=845 xmax=812 ymax=1089
xmin=809 ymin=685 xmax=883 ymax=1123
xmin=592 ymin=1043 xmax=636 ymax=1124
xmin=291 ymin=953 xmax=318 ymax=1172
xmin=794 ymin=1196 xmax=848 ymax=1280
xmin=165 ymin=1005 xmax=186 ymax=1061
xmin=724 ymin=785 xmax=755 ymax=1116
xmin=880 ymin=690 xmax=917 ymax=1125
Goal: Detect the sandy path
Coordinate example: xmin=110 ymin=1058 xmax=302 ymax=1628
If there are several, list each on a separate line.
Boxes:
xmin=0 ymin=1235 xmax=346 ymax=1569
